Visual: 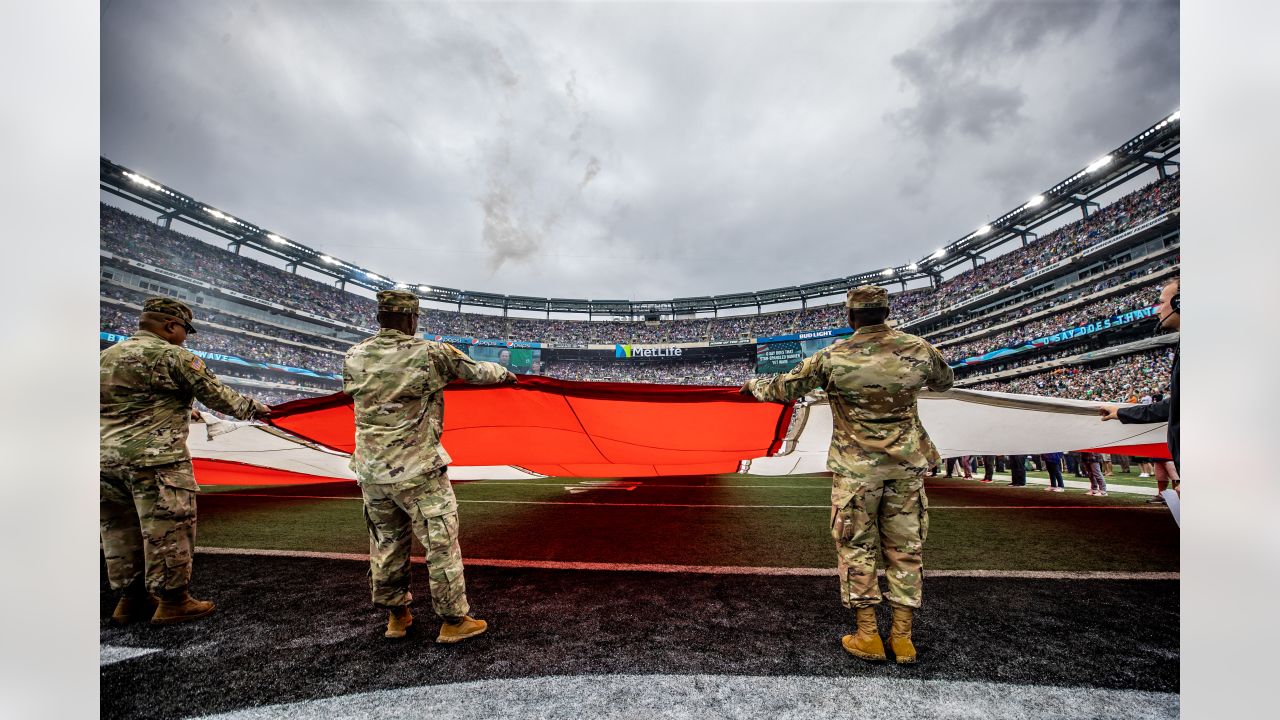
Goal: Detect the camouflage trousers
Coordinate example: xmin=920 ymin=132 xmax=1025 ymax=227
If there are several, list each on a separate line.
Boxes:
xmin=361 ymin=469 xmax=469 ymax=619
xmin=100 ymin=461 xmax=199 ymax=594
xmin=830 ymin=472 xmax=929 ymax=609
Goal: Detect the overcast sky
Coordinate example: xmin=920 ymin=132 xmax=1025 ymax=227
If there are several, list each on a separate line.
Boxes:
xmin=101 ymin=0 xmax=1178 ymax=301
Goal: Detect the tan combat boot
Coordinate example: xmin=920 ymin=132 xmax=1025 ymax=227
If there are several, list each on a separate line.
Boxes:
xmin=841 ymin=606 xmax=886 ymax=661
xmin=888 ymin=606 xmax=917 ymax=664
xmin=437 ymin=615 xmax=488 ymax=644
xmin=385 ymin=607 xmax=414 ymax=639
xmin=111 ymin=590 xmax=159 ymax=625
xmin=150 ymin=590 xmax=216 ymax=625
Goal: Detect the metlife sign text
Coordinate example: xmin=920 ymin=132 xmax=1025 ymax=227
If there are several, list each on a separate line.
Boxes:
xmin=615 ymin=344 xmax=683 ymax=358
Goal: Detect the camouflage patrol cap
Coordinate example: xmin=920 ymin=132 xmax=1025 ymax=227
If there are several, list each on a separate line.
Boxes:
xmin=377 ymin=289 xmax=420 ymax=314
xmin=143 ymin=297 xmax=197 ymax=333
xmin=845 ymin=285 xmax=890 ymax=309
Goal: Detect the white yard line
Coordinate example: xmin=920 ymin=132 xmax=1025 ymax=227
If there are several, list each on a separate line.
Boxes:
xmin=100 ymin=645 xmax=161 ymax=666
xmin=195 ymin=546 xmax=1177 ymax=580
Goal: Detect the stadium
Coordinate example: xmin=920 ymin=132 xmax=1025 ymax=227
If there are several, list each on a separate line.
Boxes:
xmin=82 ymin=3 xmax=1197 ymax=719
xmin=98 ymin=109 xmax=1180 ymax=717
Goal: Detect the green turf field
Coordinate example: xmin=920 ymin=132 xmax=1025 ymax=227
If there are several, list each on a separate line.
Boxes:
xmin=194 ymin=474 xmax=1179 ymax=573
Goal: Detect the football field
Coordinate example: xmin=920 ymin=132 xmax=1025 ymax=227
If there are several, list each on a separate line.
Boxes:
xmin=100 ymin=473 xmax=1180 ymax=719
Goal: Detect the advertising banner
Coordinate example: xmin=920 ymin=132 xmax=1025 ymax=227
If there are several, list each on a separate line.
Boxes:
xmin=755 ymin=340 xmax=804 ymax=373
xmin=755 ymin=332 xmax=850 ymax=373
xmin=467 ymin=344 xmax=542 ymax=373
xmin=755 ymin=327 xmax=852 ymax=345
xmin=951 ymin=305 xmax=1159 ymax=367
xmin=615 ymin=344 xmax=684 ymax=358
xmin=428 ymin=334 xmax=541 ymax=349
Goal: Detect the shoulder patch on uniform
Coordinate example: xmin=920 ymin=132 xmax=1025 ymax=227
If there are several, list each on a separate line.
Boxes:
xmin=190 ymin=356 xmax=205 ymax=372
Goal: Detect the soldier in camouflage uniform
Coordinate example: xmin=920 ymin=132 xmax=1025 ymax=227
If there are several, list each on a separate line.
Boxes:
xmin=100 ymin=298 xmax=270 ymax=625
xmin=743 ymin=285 xmax=953 ymax=664
xmin=344 ymin=289 xmax=516 ymax=641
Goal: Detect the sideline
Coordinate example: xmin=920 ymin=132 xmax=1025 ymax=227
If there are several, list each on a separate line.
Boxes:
xmin=195 ymin=546 xmax=1178 ymax=580
xmin=208 ymin=493 xmax=1165 ymax=510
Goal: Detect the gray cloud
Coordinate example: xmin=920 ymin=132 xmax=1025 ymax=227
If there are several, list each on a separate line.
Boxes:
xmin=101 ymin=0 xmax=1178 ymax=302
xmin=889 ymin=1 xmax=1106 ymax=146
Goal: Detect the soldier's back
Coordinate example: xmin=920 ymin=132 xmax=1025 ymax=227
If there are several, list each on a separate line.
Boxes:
xmin=343 ymin=329 xmax=458 ymax=482
xmin=823 ymin=327 xmax=940 ymax=419
xmin=344 ymin=330 xmax=449 ymax=407
xmin=100 ymin=332 xmax=195 ymax=468
xmin=820 ymin=325 xmax=950 ymax=475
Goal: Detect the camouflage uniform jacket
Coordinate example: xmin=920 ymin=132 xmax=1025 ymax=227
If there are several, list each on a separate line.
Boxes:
xmin=100 ymin=330 xmax=267 ymax=470
xmin=343 ymin=329 xmax=511 ymax=484
xmin=747 ymin=323 xmax=954 ymax=478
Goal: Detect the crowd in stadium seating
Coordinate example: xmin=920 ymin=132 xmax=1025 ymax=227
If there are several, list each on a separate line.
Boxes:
xmin=924 ymin=256 xmax=1178 ymax=343
xmin=100 ymin=170 xmax=1180 ymax=407
xmin=216 ymin=366 xmax=337 ymax=392
xmin=102 ymin=286 xmax=354 ymax=352
xmin=100 ymin=304 xmax=343 ymax=374
xmin=971 ymin=348 xmax=1175 ymax=402
xmin=889 ymin=175 xmax=1179 ymax=320
xmin=540 ymin=359 xmax=755 ymax=385
xmin=101 ymin=205 xmax=380 ymax=326
xmin=938 ymin=283 xmax=1163 ymax=363
xmin=202 ymin=388 xmax=320 ymax=409
xmin=959 ymin=345 xmax=1095 ymax=377
xmin=101 ymin=174 xmax=1176 ymax=349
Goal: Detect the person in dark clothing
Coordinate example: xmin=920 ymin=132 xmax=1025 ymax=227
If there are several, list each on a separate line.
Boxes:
xmin=1008 ymin=454 xmax=1028 ymax=486
xmin=1100 ymin=280 xmax=1180 ymax=472
xmin=981 ymin=455 xmax=996 ymax=483
xmin=1041 ymin=452 xmax=1065 ymax=492
xmin=1064 ymin=452 xmax=1080 ymax=476
xmin=945 ymin=456 xmax=973 ymax=479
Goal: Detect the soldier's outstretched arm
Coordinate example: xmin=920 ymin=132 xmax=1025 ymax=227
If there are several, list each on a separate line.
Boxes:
xmin=169 ymin=349 xmax=270 ymax=420
xmin=437 ymin=344 xmax=516 ymax=386
xmin=924 ymin=344 xmax=954 ymax=392
xmin=743 ymin=352 xmax=826 ymax=403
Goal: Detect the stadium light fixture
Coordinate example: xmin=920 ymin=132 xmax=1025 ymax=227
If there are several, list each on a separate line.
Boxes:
xmin=122 ymin=171 xmax=161 ymax=191
xmin=367 ymin=272 xmax=383 ymax=281
xmin=1025 ymin=194 xmax=1045 ymax=208
xmin=931 ymin=248 xmax=946 ymax=259
xmin=1168 ymin=110 xmax=1180 ymax=123
xmin=204 ymin=207 xmax=233 ymax=222
xmin=319 ymin=255 xmax=338 ymax=264
xmin=907 ymin=263 xmax=918 ymax=271
xmin=267 ymin=233 xmax=287 ymax=244
xmin=418 ymin=285 xmax=432 ymax=292
xmin=1086 ymin=155 xmax=1112 ymax=173
xmin=394 ymin=282 xmax=408 ymax=289
xmin=976 ymin=224 xmax=992 ymax=235
xmin=882 ymin=268 xmax=895 ymax=276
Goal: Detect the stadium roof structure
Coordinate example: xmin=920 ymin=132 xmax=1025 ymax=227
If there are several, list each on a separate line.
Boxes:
xmin=101 ymin=110 xmax=1179 ymax=317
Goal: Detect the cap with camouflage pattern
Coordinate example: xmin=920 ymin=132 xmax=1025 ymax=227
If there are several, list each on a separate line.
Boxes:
xmin=845 ymin=285 xmax=890 ymax=309
xmin=143 ymin=297 xmax=197 ymax=333
xmin=377 ymin=289 xmax=420 ymax=314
